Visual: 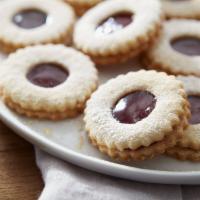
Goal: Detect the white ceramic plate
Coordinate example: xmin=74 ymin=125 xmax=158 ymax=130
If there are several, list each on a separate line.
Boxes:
xmin=1 ymin=60 xmax=200 ymax=185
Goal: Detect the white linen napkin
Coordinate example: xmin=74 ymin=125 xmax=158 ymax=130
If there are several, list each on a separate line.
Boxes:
xmin=35 ymin=149 xmax=200 ymax=200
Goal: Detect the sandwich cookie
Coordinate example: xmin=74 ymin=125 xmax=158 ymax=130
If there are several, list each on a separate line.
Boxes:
xmin=0 ymin=45 xmax=98 ymax=120
xmin=144 ymin=19 xmax=200 ymax=76
xmin=73 ymin=0 xmax=162 ymax=65
xmin=167 ymin=76 xmax=200 ymax=161
xmin=0 ymin=0 xmax=75 ymax=53
xmin=84 ymin=70 xmax=190 ymax=160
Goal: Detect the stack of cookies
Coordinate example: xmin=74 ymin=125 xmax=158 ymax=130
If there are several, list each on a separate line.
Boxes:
xmin=0 ymin=0 xmax=200 ymax=162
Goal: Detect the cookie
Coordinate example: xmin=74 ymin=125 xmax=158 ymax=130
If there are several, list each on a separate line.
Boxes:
xmin=84 ymin=70 xmax=190 ymax=161
xmin=73 ymin=0 xmax=162 ymax=65
xmin=0 ymin=0 xmax=76 ymax=53
xmin=64 ymin=0 xmax=102 ymax=16
xmin=144 ymin=19 xmax=200 ymax=76
xmin=167 ymin=76 xmax=200 ymax=161
xmin=162 ymin=0 xmax=200 ymax=19
xmin=0 ymin=45 xmax=98 ymax=120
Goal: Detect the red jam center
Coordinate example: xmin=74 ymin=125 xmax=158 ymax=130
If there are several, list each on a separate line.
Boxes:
xmin=112 ymin=91 xmax=156 ymax=124
xmin=27 ymin=63 xmax=68 ymax=88
xmin=12 ymin=9 xmax=47 ymax=29
xmin=96 ymin=12 xmax=133 ymax=35
xmin=171 ymin=37 xmax=200 ymax=56
xmin=188 ymin=95 xmax=200 ymax=124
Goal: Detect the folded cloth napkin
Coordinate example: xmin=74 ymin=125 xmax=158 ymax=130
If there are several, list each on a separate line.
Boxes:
xmin=35 ymin=149 xmax=200 ymax=200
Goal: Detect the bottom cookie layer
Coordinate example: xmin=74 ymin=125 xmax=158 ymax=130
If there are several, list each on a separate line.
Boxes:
xmin=90 ymin=131 xmax=180 ymax=161
xmin=166 ymin=147 xmax=200 ymax=162
xmin=143 ymin=44 xmax=200 ymax=77
xmin=143 ymin=55 xmax=198 ymax=76
xmin=89 ymin=23 xmax=162 ymax=65
xmin=0 ymin=27 xmax=73 ymax=53
xmin=88 ymin=113 xmax=189 ymax=161
xmin=4 ymin=97 xmax=85 ymax=120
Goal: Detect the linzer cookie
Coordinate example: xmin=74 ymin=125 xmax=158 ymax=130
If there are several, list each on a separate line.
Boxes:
xmin=0 ymin=45 xmax=98 ymax=120
xmin=167 ymin=76 xmax=200 ymax=161
xmin=84 ymin=70 xmax=190 ymax=161
xmin=0 ymin=0 xmax=75 ymax=53
xmin=162 ymin=0 xmax=200 ymax=19
xmin=64 ymin=0 xmax=102 ymax=16
xmin=144 ymin=19 xmax=200 ymax=76
xmin=73 ymin=0 xmax=162 ymax=65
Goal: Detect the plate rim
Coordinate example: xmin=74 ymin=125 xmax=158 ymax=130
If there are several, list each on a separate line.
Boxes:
xmin=1 ymin=104 xmax=200 ymax=184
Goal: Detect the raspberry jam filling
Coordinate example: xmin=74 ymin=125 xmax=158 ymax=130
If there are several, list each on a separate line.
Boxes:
xmin=112 ymin=91 xmax=156 ymax=124
xmin=188 ymin=95 xmax=200 ymax=124
xmin=27 ymin=63 xmax=68 ymax=88
xmin=96 ymin=12 xmax=133 ymax=35
xmin=171 ymin=37 xmax=200 ymax=56
xmin=12 ymin=9 xmax=47 ymax=29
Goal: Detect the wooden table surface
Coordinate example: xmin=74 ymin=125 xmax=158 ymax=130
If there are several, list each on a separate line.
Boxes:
xmin=0 ymin=121 xmax=43 ymax=200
